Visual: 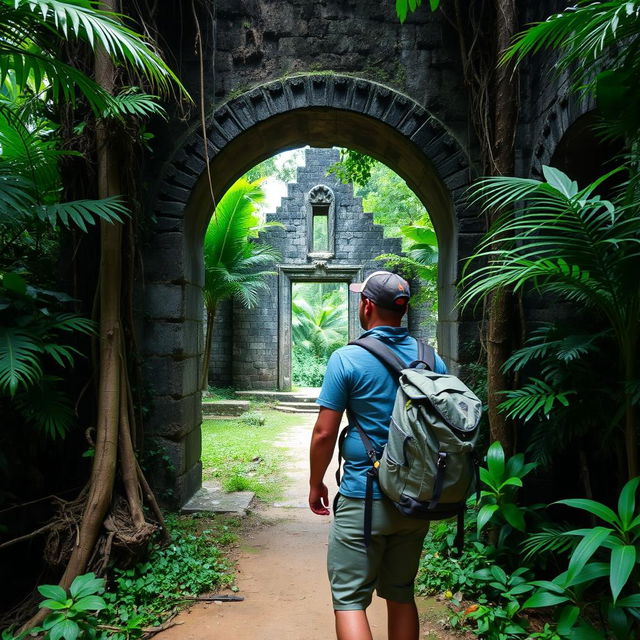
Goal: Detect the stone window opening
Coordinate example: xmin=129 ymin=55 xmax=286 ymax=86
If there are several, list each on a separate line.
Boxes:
xmin=307 ymin=184 xmax=335 ymax=259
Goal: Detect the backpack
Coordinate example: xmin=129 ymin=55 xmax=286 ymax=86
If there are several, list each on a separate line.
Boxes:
xmin=335 ymin=336 xmax=482 ymax=551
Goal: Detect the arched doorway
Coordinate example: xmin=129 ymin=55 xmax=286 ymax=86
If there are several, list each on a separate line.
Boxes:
xmin=144 ymin=75 xmax=479 ymax=505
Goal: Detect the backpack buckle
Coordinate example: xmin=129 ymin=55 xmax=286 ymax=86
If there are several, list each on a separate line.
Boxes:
xmin=436 ymin=452 xmax=448 ymax=469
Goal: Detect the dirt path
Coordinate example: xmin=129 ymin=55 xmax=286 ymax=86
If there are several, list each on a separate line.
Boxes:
xmin=156 ymin=414 xmax=447 ymax=640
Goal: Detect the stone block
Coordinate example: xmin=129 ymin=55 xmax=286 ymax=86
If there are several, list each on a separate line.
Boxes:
xmin=174 ymin=461 xmax=202 ymax=508
xmin=143 ymin=319 xmax=200 ymax=358
xmin=142 ymin=355 xmax=199 ymax=397
xmin=146 ymin=392 xmax=201 ymax=441
xmin=144 ymin=233 xmax=185 ymax=282
xmin=145 ymin=283 xmax=186 ymax=320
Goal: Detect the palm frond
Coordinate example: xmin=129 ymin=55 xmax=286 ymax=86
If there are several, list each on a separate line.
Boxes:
xmin=36 ymin=196 xmax=128 ymax=231
xmin=5 ymin=0 xmax=182 ymax=93
xmin=498 ymin=377 xmax=576 ymax=422
xmin=104 ymin=87 xmax=166 ymax=119
xmin=521 ymin=525 xmax=577 ymax=562
xmin=0 ymin=327 xmax=43 ymax=395
xmin=13 ymin=376 xmax=74 ymax=438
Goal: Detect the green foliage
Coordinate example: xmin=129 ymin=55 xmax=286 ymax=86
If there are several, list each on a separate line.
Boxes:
xmin=0 ymin=0 xmax=184 ymax=116
xmin=239 ymin=410 xmax=266 ymax=427
xmin=201 ymin=410 xmax=299 ymax=501
xmin=463 ymin=165 xmax=640 ymax=477
xmin=505 ymin=1 xmax=640 ymax=143
xmin=477 ymin=441 xmax=538 ymax=543
xmin=102 ymin=515 xmax=236 ymax=630
xmin=395 ymin=0 xmax=440 ymax=23
xmin=416 ymin=519 xmax=491 ymax=597
xmin=4 ymin=573 xmax=109 ymax=640
xmin=0 ymin=273 xmax=94 ymax=437
xmin=326 ymin=149 xmax=376 ymax=187
xmin=291 ymin=282 xmax=347 ymax=387
xmin=292 ymin=346 xmax=327 ymax=387
xmin=203 ymin=178 xmax=280 ymax=312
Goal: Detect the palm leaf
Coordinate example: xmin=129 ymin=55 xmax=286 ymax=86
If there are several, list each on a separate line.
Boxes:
xmin=0 ymin=327 xmax=43 ymax=395
xmin=36 ymin=196 xmax=128 ymax=231
xmin=13 ymin=376 xmax=74 ymax=438
xmin=3 ymin=0 xmax=182 ymax=93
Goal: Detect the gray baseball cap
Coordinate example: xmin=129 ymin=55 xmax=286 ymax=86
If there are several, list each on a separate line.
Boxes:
xmin=349 ymin=270 xmax=411 ymax=311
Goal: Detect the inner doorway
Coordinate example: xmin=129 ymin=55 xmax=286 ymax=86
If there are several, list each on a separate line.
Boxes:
xmin=291 ymin=281 xmax=348 ymax=389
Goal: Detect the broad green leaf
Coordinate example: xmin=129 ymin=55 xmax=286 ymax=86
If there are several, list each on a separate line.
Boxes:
xmin=529 ymin=580 xmax=566 ymax=594
xmin=610 ymin=545 xmax=636 ymax=602
xmin=557 ymin=605 xmax=580 ymax=635
xmin=541 ymin=165 xmax=578 ymax=198
xmin=49 ymin=619 xmax=79 ymax=640
xmin=615 ymin=593 xmax=640 ymax=607
xmin=477 ymin=504 xmax=499 ymax=532
xmin=1 ymin=271 xmax=26 ymax=295
xmin=69 ymin=572 xmax=104 ymax=599
xmin=523 ymin=590 xmax=569 ymax=609
xmin=554 ymin=498 xmax=620 ymax=526
xmin=617 ymin=477 xmax=640 ymax=529
xmin=37 ymin=584 xmax=66 ymax=602
xmin=555 ymin=562 xmax=610 ymax=588
xmin=38 ymin=599 xmax=68 ymax=610
xmin=429 ymin=0 xmax=440 ymax=9
xmin=486 ymin=441 xmax=505 ymax=479
xmin=73 ymin=595 xmax=106 ymax=612
xmin=502 ymin=503 xmax=526 ymax=531
xmin=566 ymin=526 xmax=613 ymax=584
xmin=499 ymin=477 xmax=523 ymax=490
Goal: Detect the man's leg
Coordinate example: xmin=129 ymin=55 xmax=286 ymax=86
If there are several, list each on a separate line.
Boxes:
xmin=335 ymin=610 xmax=373 ymax=640
xmin=386 ymin=599 xmax=419 ymax=640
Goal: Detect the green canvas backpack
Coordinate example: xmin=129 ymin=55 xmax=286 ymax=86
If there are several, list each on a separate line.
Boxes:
xmin=338 ymin=336 xmax=482 ymax=550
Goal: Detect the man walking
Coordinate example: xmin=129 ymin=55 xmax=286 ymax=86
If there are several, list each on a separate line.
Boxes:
xmin=309 ymin=271 xmax=447 ymax=640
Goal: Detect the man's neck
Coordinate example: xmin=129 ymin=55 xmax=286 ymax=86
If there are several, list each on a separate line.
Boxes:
xmin=365 ymin=321 xmax=403 ymax=330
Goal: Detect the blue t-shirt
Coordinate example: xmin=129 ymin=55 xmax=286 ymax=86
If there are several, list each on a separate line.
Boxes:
xmin=317 ymin=326 xmax=447 ymax=499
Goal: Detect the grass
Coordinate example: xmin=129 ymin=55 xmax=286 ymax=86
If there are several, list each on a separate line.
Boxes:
xmin=201 ymin=409 xmax=300 ymax=502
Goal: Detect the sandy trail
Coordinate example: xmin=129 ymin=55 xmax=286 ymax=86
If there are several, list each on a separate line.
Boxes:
xmin=156 ymin=413 xmax=393 ymax=640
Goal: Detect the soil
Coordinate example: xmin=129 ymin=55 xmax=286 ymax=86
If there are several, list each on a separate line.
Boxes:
xmin=155 ymin=414 xmax=461 ymax=640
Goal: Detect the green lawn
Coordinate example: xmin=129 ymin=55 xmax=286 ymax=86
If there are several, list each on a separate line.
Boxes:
xmin=201 ymin=409 xmax=301 ymax=501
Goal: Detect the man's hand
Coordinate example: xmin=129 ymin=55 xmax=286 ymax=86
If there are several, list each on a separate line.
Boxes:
xmin=309 ymin=482 xmax=330 ymax=515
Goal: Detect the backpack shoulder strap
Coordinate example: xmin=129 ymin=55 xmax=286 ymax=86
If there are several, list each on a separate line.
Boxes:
xmin=349 ymin=336 xmax=407 ymax=376
xmin=416 ymin=340 xmax=436 ymax=371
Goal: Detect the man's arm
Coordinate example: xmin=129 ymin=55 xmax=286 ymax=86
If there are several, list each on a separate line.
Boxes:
xmin=309 ymin=406 xmax=343 ymax=515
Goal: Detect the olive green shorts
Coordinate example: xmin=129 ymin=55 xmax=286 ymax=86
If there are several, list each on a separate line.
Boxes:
xmin=327 ymin=495 xmax=430 ymax=610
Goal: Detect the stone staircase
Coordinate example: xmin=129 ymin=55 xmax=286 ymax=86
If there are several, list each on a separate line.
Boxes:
xmin=201 ymin=388 xmax=320 ymax=417
xmin=236 ymin=388 xmax=320 ymax=414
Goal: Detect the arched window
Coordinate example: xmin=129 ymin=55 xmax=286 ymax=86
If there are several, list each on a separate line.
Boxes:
xmin=307 ymin=184 xmax=335 ymax=257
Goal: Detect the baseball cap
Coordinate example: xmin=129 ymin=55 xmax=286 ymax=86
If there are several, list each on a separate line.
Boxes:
xmin=349 ymin=270 xmax=411 ymax=311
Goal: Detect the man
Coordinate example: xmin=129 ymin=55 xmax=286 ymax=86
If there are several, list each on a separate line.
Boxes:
xmin=308 ymin=271 xmax=447 ymax=640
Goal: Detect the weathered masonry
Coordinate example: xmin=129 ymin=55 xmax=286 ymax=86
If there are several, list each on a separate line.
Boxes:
xmin=209 ymin=147 xmax=435 ymax=390
xmin=140 ymin=1 xmax=606 ymax=505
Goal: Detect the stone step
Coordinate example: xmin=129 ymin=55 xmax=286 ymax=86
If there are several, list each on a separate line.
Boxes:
xmin=181 ymin=482 xmax=254 ymax=516
xmin=275 ymin=404 xmax=319 ymax=414
xmin=235 ymin=389 xmax=320 ymax=403
xmin=276 ymin=401 xmax=320 ymax=410
xmin=202 ymin=400 xmax=250 ymax=416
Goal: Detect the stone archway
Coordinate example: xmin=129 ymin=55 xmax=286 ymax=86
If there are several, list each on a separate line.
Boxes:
xmin=143 ymin=74 xmax=481 ymax=505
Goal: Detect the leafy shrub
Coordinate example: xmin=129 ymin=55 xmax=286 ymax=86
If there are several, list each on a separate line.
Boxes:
xmin=3 ymin=573 xmax=108 ymax=640
xmin=240 ymin=410 xmax=265 ymax=427
xmin=292 ymin=346 xmax=326 ymax=387
xmin=102 ymin=516 xmax=236 ymax=629
xmin=416 ymin=518 xmax=491 ymax=598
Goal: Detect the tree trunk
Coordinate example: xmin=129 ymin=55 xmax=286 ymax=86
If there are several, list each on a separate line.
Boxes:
xmin=486 ymin=0 xmax=518 ymax=455
xmin=201 ymin=307 xmax=216 ymax=390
